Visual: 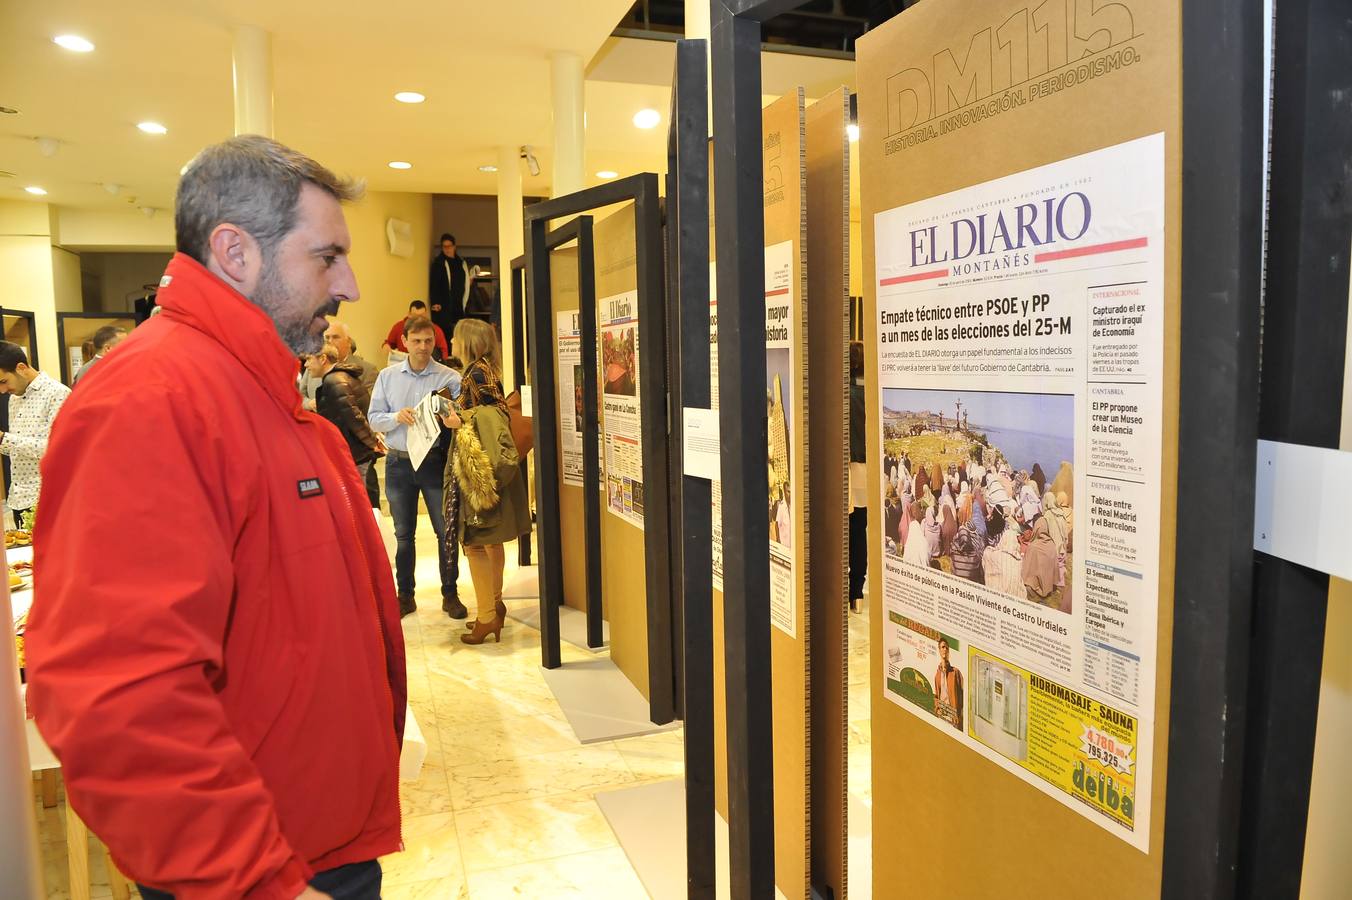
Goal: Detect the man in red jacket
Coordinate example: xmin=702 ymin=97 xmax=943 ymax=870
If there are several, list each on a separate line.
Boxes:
xmin=25 ymin=135 xmax=406 ymax=900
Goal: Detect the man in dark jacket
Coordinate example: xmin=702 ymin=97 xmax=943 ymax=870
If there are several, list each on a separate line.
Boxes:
xmin=313 ymin=343 xmax=383 ymax=497
xmin=428 ymin=233 xmax=470 ymax=336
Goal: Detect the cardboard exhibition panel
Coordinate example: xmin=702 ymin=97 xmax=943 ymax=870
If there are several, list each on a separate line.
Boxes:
xmin=593 ymin=203 xmax=651 ymax=701
xmin=550 ymin=246 xmax=588 ymax=615
xmin=804 ymin=86 xmax=851 ymax=900
xmin=710 ymin=89 xmax=812 ymax=900
xmin=858 ymin=0 xmax=1180 ymax=897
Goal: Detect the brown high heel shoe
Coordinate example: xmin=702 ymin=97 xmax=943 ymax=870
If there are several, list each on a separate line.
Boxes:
xmin=461 ymin=612 xmax=504 ymax=645
xmin=464 ymin=600 xmax=508 ymax=629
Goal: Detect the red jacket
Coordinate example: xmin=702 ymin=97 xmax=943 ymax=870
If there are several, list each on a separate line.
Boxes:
xmin=383 ymin=317 xmax=448 ymax=358
xmin=26 ymin=254 xmax=406 ymax=899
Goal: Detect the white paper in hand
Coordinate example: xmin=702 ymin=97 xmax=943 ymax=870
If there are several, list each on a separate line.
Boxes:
xmin=407 ymin=392 xmax=443 ymax=471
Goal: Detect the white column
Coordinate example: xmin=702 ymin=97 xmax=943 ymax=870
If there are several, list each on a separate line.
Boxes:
xmin=232 ymin=25 xmax=274 ymax=137
xmin=550 ymin=52 xmax=585 ymax=198
xmin=497 ymin=145 xmax=525 ymax=390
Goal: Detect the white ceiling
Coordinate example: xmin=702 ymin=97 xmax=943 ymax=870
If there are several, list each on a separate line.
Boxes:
xmin=0 ymin=2 xmax=856 ymax=219
xmin=0 ymin=0 xmax=651 ymax=212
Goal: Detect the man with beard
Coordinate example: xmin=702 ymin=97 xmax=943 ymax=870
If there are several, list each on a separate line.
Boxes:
xmin=25 ymin=136 xmax=404 ymax=900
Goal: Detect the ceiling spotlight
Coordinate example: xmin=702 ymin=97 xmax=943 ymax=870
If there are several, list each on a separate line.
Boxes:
xmin=137 ymin=121 xmax=168 ymax=135
xmin=394 ymin=91 xmax=426 ymax=104
xmin=0 ymin=106 xmax=18 ymax=116
xmin=632 ymin=108 xmax=661 ymax=129
xmin=478 ymin=165 xmax=498 ymax=173
xmin=103 ymin=182 xmax=121 ymax=195
xmin=25 ymin=186 xmax=48 ymax=196
xmin=53 ymin=35 xmax=95 ymax=53
xmin=596 ymin=170 xmax=618 ymax=179
xmin=36 ymin=137 xmax=59 ymax=158
xmin=140 ymin=206 xmax=157 ymax=219
xmin=847 ymin=123 xmax=859 ymax=142
xmin=520 ymin=146 xmax=540 ymax=177
xmin=388 ymin=161 xmax=412 ymax=170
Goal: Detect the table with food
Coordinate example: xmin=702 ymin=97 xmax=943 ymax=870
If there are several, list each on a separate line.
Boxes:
xmin=7 ymin=529 xmax=34 ymax=673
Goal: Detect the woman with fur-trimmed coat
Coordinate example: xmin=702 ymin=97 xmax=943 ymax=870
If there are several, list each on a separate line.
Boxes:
xmin=440 ymin=319 xmax=531 ymax=645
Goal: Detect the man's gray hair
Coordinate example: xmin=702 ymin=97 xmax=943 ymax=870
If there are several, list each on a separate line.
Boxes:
xmin=175 ymin=135 xmax=363 ymax=264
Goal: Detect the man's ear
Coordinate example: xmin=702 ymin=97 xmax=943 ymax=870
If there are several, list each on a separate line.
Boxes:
xmin=206 ymin=223 xmax=259 ymax=290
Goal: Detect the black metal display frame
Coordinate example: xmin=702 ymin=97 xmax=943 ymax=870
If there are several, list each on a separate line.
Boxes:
xmin=1233 ymin=2 xmax=1351 ymax=898
xmin=539 ymin=216 xmax=606 ymax=650
xmin=708 ymin=2 xmax=799 ymax=895
xmin=665 ymin=38 xmax=715 ymax=899
xmin=525 ymin=174 xmax=676 ymax=723
xmin=706 ymin=1 xmax=1292 ymax=899
xmin=508 ymin=254 xmax=533 ymax=568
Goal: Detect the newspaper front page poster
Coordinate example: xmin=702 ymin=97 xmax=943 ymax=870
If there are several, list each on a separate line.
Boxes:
xmin=874 ymin=134 xmax=1164 ymax=851
xmin=599 ymin=290 xmax=644 ymax=529
xmin=556 ymin=311 xmax=584 ymax=487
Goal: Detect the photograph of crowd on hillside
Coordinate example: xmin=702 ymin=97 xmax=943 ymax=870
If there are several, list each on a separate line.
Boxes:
xmin=881 ymin=388 xmax=1076 ymax=614
xmin=602 ymin=327 xmax=636 ymax=396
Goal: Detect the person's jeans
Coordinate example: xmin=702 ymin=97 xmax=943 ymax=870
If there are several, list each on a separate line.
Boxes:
xmin=385 ymin=449 xmax=457 ymax=599
xmin=360 ymin=459 xmax=380 ymax=508
xmin=848 ymin=505 xmax=868 ymax=602
xmin=138 ymin=859 xmax=381 ymax=900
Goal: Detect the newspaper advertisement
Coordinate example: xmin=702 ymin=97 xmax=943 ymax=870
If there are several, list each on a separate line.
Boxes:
xmin=600 ymin=290 xmax=643 ymax=529
xmin=556 ymin=311 xmax=584 ymax=487
xmin=709 ymin=262 xmax=724 ymax=592
xmin=709 ymin=248 xmax=797 ymax=642
xmin=764 ymin=240 xmax=796 ymax=638
xmin=873 ymin=133 xmax=1163 ymax=850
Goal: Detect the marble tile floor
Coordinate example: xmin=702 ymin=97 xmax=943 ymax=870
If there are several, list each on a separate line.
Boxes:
xmin=32 ymin=512 xmax=874 ymax=899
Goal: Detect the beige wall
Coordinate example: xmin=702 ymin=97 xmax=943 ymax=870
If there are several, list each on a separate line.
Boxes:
xmin=1300 ymin=246 xmax=1352 ymax=900
xmin=79 ymin=252 xmax=174 ymax=312
xmin=0 ymin=200 xmax=63 ymax=376
xmin=53 ymin=207 xmax=175 ymax=251
xmin=337 ymin=190 xmax=434 ymax=366
xmin=432 ymin=194 xmax=499 ymax=250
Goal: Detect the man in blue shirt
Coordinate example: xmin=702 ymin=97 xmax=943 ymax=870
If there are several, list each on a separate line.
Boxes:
xmin=368 ymin=318 xmax=465 ymax=618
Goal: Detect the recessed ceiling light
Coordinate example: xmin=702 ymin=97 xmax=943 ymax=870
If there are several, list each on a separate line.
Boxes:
xmin=0 ymin=106 xmax=18 ymax=116
xmin=137 ymin=121 xmax=168 ymax=135
xmin=388 ymin=161 xmax=412 ymax=170
xmin=53 ymin=35 xmax=95 ymax=53
xmin=25 ymin=186 xmax=47 ymax=196
xmin=847 ymin=123 xmax=859 ymax=142
xmin=596 ymin=170 xmax=618 ymax=179
xmin=394 ymin=91 xmax=426 ymax=104
xmin=478 ymin=165 xmax=498 ymax=173
xmin=632 ymin=108 xmax=661 ymax=129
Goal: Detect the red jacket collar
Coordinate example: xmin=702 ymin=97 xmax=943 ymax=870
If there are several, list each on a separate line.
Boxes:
xmin=156 ymin=253 xmax=303 ymax=413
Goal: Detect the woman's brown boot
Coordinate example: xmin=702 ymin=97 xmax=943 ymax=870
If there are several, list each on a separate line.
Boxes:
xmin=461 ymin=611 xmax=504 ymax=645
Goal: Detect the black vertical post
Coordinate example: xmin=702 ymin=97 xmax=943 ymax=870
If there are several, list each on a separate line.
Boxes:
xmin=575 ymin=220 xmax=606 ymax=650
xmin=670 ymin=37 xmax=714 ymax=900
xmin=635 ymin=174 xmax=677 ymax=724
xmin=527 ymin=219 xmax=563 ymax=669
xmin=510 ymin=256 xmax=533 ymax=567
xmin=710 ymin=1 xmax=801 ymax=894
xmin=1237 ymin=2 xmax=1351 ymax=897
xmin=1162 ymin=0 xmax=1266 ymax=895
